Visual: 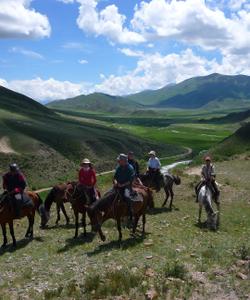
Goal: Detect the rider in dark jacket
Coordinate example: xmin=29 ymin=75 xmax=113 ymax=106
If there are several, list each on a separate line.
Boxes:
xmin=114 ymin=154 xmax=135 ymax=224
xmin=128 ymin=151 xmax=140 ymax=177
xmin=2 ymin=164 xmax=27 ymax=218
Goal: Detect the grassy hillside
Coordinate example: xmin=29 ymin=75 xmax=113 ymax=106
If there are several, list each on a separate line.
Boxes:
xmin=127 ymin=74 xmax=250 ymax=110
xmin=0 ymin=87 xmax=181 ymax=189
xmin=48 ymin=93 xmax=142 ymax=114
xmin=202 ymin=108 xmax=250 ymax=124
xmin=210 ymin=122 xmax=250 ymax=160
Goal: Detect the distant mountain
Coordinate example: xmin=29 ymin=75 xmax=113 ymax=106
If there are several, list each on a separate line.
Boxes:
xmin=127 ymin=74 xmax=250 ymax=109
xmin=48 ymin=92 xmax=142 ymax=113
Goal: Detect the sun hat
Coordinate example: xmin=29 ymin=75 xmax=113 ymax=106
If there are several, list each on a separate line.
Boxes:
xmin=205 ymin=156 xmax=211 ymax=161
xmin=81 ymin=158 xmax=91 ymax=165
xmin=117 ymin=153 xmax=128 ymax=161
xmin=148 ymin=150 xmax=156 ymax=156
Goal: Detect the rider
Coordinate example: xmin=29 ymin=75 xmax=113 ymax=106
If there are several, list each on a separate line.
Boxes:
xmin=114 ymin=154 xmax=135 ymax=224
xmin=78 ymin=158 xmax=97 ymax=204
xmin=147 ymin=150 xmax=161 ymax=192
xmin=2 ymin=163 xmax=27 ymax=218
xmin=195 ymin=156 xmax=220 ymax=203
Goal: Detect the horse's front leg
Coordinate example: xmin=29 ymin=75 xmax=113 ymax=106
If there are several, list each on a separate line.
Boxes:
xmin=26 ymin=215 xmax=34 ymax=239
xmin=169 ymin=189 xmax=174 ymax=210
xmin=162 ymin=188 xmax=169 ymax=207
xmin=55 ymin=203 xmax=60 ymax=225
xmin=132 ymin=214 xmax=140 ymax=235
xmin=1 ymin=224 xmax=7 ymax=248
xmin=198 ymin=204 xmax=202 ymax=223
xmin=82 ymin=211 xmax=87 ymax=236
xmin=60 ymin=203 xmax=70 ymax=225
xmin=74 ymin=211 xmax=79 ymax=239
xmin=117 ymin=217 xmax=122 ymax=245
xmin=142 ymin=213 xmax=146 ymax=235
xmin=9 ymin=221 xmax=16 ymax=247
xmin=216 ymin=202 xmax=220 ymax=227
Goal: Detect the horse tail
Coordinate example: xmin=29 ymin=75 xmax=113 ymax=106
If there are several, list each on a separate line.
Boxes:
xmin=173 ymin=175 xmax=181 ymax=185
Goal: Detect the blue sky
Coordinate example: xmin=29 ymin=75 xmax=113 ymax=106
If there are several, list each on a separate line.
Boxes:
xmin=0 ymin=0 xmax=250 ymax=101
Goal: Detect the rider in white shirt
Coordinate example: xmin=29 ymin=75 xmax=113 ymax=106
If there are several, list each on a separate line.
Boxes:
xmin=147 ymin=151 xmax=161 ymax=192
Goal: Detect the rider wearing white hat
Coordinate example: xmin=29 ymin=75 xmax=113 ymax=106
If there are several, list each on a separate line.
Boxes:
xmin=147 ymin=151 xmax=161 ymax=192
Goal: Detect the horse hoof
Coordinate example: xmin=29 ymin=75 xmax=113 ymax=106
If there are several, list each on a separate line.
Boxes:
xmin=101 ymin=235 xmax=106 ymax=242
xmin=1 ymin=244 xmax=7 ymax=249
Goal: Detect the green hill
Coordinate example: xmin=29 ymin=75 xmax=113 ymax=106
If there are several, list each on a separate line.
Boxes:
xmin=127 ymin=74 xmax=250 ymax=109
xmin=48 ymin=92 xmax=142 ymax=113
xmin=201 ymin=108 xmax=250 ymax=124
xmin=0 ymin=86 xmax=180 ymax=189
xmin=210 ymin=122 xmax=250 ymax=159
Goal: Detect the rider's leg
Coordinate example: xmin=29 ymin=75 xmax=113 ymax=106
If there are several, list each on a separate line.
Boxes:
xmin=14 ymin=194 xmax=22 ymax=219
xmin=211 ymin=180 xmax=220 ymax=204
xmin=124 ymin=188 xmax=133 ymax=223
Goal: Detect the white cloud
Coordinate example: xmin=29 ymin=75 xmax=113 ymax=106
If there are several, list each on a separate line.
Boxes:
xmin=118 ymin=48 xmax=144 ymax=57
xmin=95 ymin=49 xmax=220 ymax=95
xmin=76 ymin=0 xmax=145 ymax=44
xmin=57 ymin=0 xmax=75 ymax=3
xmin=0 ymin=0 xmax=51 ymax=39
xmin=131 ymin=0 xmax=250 ymax=56
xmin=10 ymin=47 xmax=44 ymax=59
xmin=78 ymin=59 xmax=88 ymax=64
xmin=0 ymin=77 xmax=93 ymax=101
xmin=62 ymin=42 xmax=85 ymax=50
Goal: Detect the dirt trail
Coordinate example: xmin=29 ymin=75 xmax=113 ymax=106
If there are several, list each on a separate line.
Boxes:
xmin=0 ymin=136 xmax=17 ymax=154
xmin=185 ymin=166 xmax=200 ymax=176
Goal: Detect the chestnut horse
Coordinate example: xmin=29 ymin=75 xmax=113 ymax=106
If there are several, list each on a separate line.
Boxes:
xmin=88 ymin=186 xmax=154 ymax=243
xmin=0 ymin=191 xmax=47 ymax=247
xmin=139 ymin=173 xmax=181 ymax=210
xmin=43 ymin=183 xmax=71 ymax=226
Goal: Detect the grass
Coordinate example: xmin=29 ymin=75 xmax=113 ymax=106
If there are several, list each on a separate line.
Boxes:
xmin=0 ymin=156 xmax=249 ymax=299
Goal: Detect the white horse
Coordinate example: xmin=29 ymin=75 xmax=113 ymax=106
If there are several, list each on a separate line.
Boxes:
xmin=198 ymin=184 xmax=220 ymax=230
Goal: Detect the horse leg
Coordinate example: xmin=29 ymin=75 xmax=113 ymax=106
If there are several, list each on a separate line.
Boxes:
xmin=132 ymin=215 xmax=140 ymax=235
xmin=25 ymin=216 xmax=31 ymax=238
xmin=82 ymin=211 xmax=87 ymax=236
xmin=169 ymin=188 xmax=174 ymax=210
xmin=61 ymin=203 xmax=70 ymax=225
xmin=216 ymin=202 xmax=220 ymax=228
xmin=55 ymin=203 xmax=60 ymax=225
xmin=1 ymin=224 xmax=7 ymax=247
xmin=117 ymin=217 xmax=122 ymax=244
xmin=162 ymin=188 xmax=169 ymax=207
xmin=142 ymin=213 xmax=146 ymax=236
xmin=9 ymin=221 xmax=16 ymax=247
xmin=74 ymin=211 xmax=79 ymax=239
xmin=26 ymin=214 xmax=34 ymax=239
xmin=198 ymin=204 xmax=202 ymax=223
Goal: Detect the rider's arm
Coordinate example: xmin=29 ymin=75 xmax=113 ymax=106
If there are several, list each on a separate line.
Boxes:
xmin=91 ymin=169 xmax=97 ymax=186
xmin=2 ymin=175 xmax=7 ymax=190
xmin=156 ymin=158 xmax=161 ymax=169
xmin=19 ymin=173 xmax=26 ymax=191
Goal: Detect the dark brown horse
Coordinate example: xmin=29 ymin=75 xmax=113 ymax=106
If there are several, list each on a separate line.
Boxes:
xmin=65 ymin=182 xmax=104 ymax=239
xmin=43 ymin=183 xmax=71 ymax=226
xmin=0 ymin=191 xmax=47 ymax=247
xmin=88 ymin=186 xmax=154 ymax=243
xmin=139 ymin=173 xmax=181 ymax=210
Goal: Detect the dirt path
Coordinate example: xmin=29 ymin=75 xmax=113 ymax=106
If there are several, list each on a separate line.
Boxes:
xmin=0 ymin=136 xmax=17 ymax=154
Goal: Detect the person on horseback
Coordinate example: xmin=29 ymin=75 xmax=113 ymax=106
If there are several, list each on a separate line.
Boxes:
xmin=195 ymin=156 xmax=220 ymax=203
xmin=147 ymin=150 xmax=161 ymax=192
xmin=2 ymin=163 xmax=27 ymax=218
xmin=128 ymin=151 xmax=140 ymax=178
xmin=78 ymin=158 xmax=98 ymax=204
xmin=113 ymin=154 xmax=135 ymax=224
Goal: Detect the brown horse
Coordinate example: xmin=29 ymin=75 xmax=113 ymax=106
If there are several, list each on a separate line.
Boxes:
xmin=139 ymin=173 xmax=181 ymax=210
xmin=65 ymin=182 xmax=102 ymax=239
xmin=88 ymin=186 xmax=154 ymax=243
xmin=0 ymin=191 xmax=47 ymax=247
xmin=43 ymin=183 xmax=71 ymax=226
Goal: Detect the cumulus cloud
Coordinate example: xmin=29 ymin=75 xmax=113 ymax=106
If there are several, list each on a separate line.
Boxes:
xmin=118 ymin=48 xmax=144 ymax=57
xmin=0 ymin=0 xmax=51 ymax=39
xmin=57 ymin=0 xmax=74 ymax=3
xmin=76 ymin=0 xmax=145 ymax=44
xmin=0 ymin=77 xmax=93 ymax=102
xmin=10 ymin=47 xmax=44 ymax=59
xmin=78 ymin=59 xmax=88 ymax=64
xmin=131 ymin=0 xmax=250 ymax=55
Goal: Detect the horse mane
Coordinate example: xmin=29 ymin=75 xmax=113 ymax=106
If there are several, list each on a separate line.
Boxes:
xmin=90 ymin=190 xmax=116 ymax=213
xmin=44 ymin=187 xmax=57 ymax=211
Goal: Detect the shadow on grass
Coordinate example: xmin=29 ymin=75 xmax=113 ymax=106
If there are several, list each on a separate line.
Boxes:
xmin=43 ymin=223 xmax=76 ymax=230
xmin=194 ymin=221 xmax=219 ymax=232
xmin=0 ymin=236 xmax=44 ymax=255
xmin=57 ymin=232 xmax=95 ymax=253
xmin=148 ymin=206 xmax=179 ymax=215
xmin=86 ymin=232 xmax=148 ymax=257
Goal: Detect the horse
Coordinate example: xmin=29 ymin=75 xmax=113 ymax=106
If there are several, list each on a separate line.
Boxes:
xmin=139 ymin=172 xmax=181 ymax=209
xmin=0 ymin=191 xmax=47 ymax=247
xmin=43 ymin=183 xmax=71 ymax=226
xmin=64 ymin=182 xmax=95 ymax=239
xmin=197 ymin=184 xmax=220 ymax=230
xmin=87 ymin=186 xmax=154 ymax=243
